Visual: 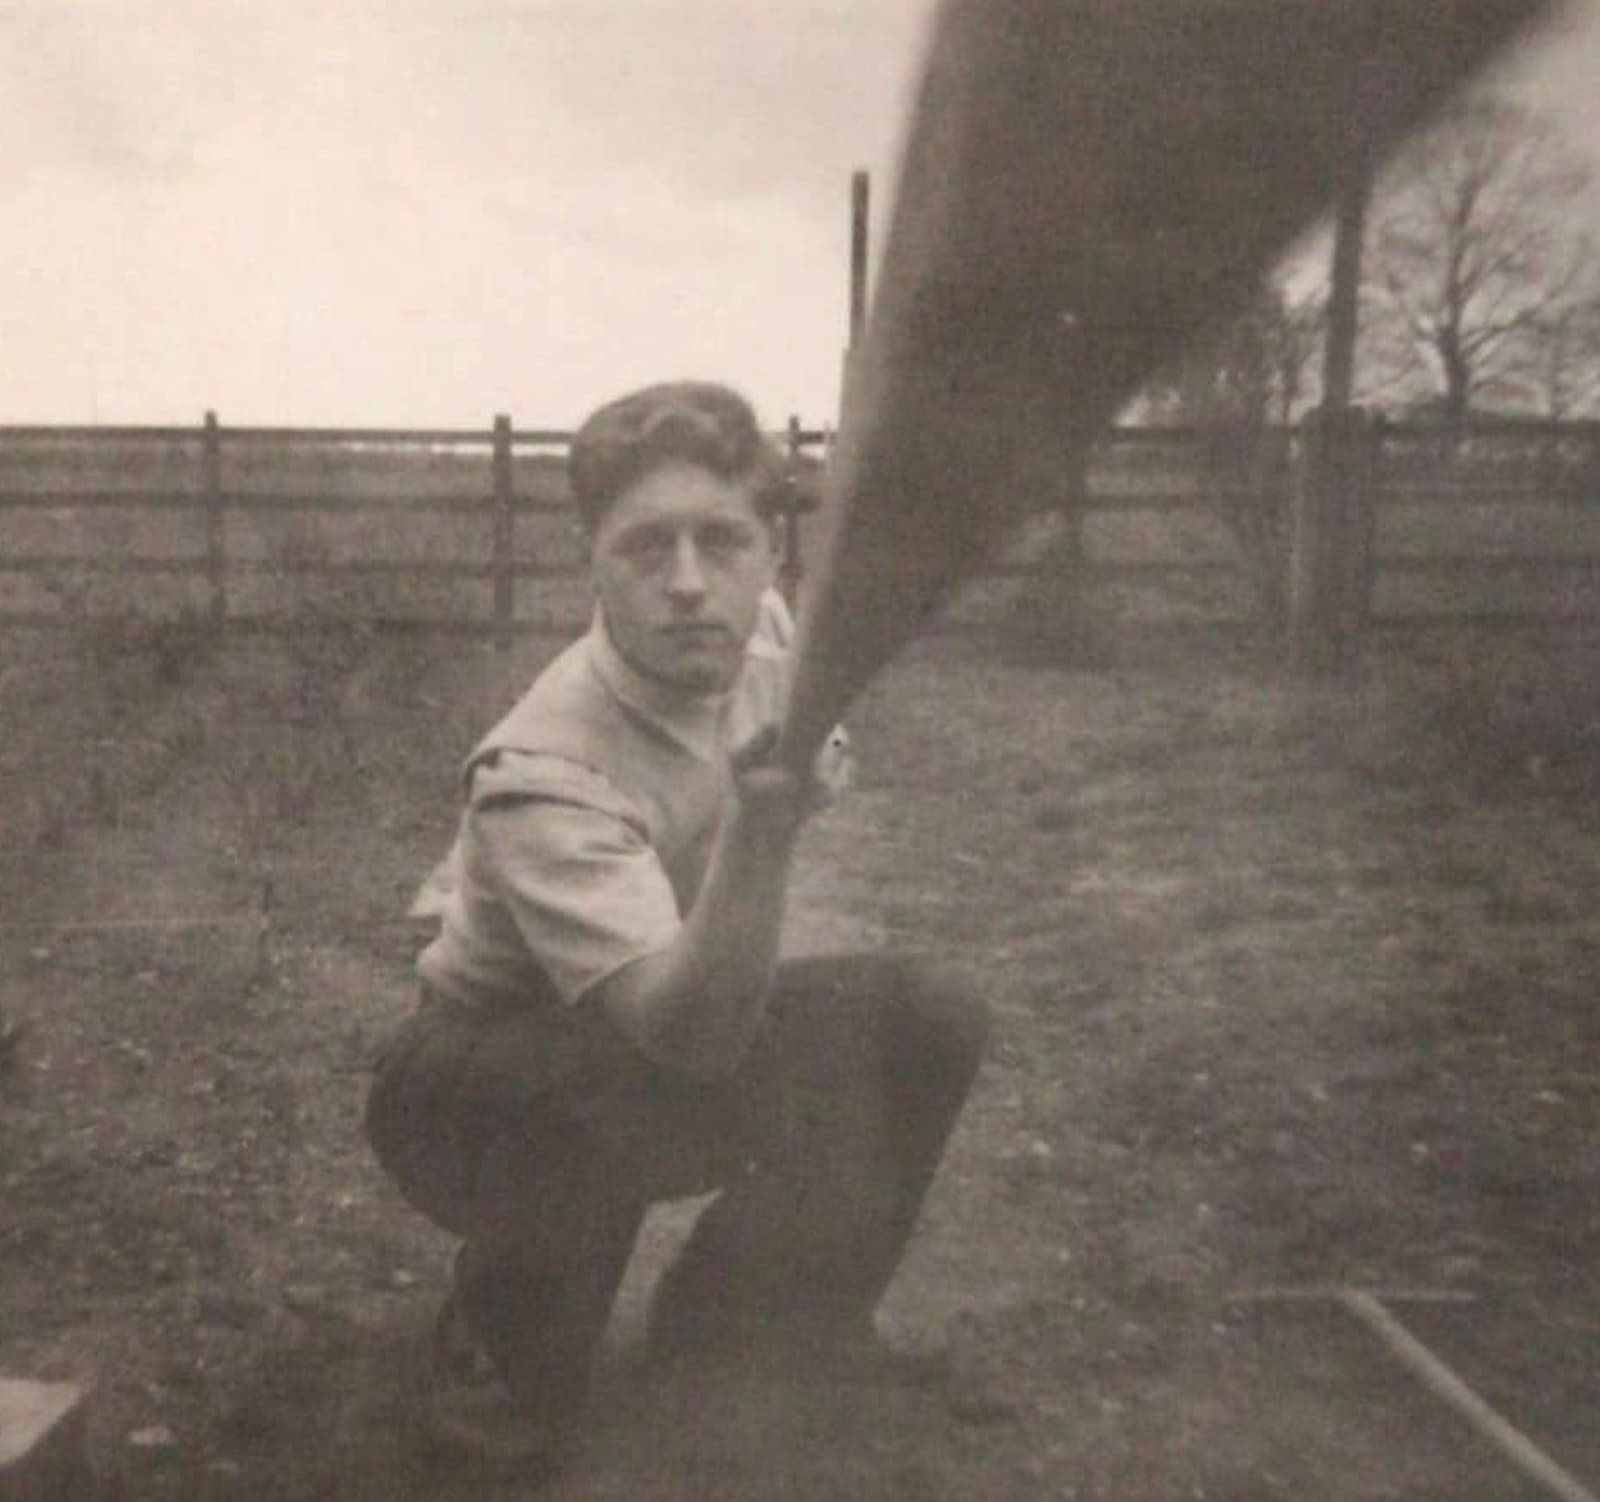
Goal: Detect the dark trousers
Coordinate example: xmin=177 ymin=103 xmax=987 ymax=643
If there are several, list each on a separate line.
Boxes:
xmin=365 ymin=954 xmax=987 ymax=1425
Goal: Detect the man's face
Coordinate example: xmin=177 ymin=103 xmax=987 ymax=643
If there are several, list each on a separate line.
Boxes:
xmin=590 ymin=462 xmax=779 ymax=694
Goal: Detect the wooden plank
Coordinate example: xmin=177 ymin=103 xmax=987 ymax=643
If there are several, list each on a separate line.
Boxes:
xmin=0 ymin=484 xmax=1203 ymax=516
xmin=222 ymin=491 xmax=503 ymax=513
xmin=0 ymin=603 xmax=1557 ymax=635
xmin=1378 ymin=484 xmax=1582 ymax=505
xmin=0 ymin=609 xmax=592 ymax=637
xmin=1381 ymin=555 xmax=1600 ymax=575
xmin=1382 ymin=415 xmax=1600 ymax=442
xmin=0 ymin=555 xmax=207 ymax=575
xmin=225 ymin=491 xmax=566 ymax=514
xmin=924 ymin=614 xmax=1258 ymax=642
xmin=0 ymin=422 xmax=798 ymax=448
xmin=0 ymin=415 xmax=1590 ymax=451
xmin=232 ymin=557 xmax=497 ymax=579
xmin=1080 ymin=488 xmax=1243 ymax=514
xmin=1373 ymin=610 xmax=1600 ymax=628
xmin=0 ymin=1377 xmax=90 ymax=1502
xmin=0 ymin=490 xmax=561 ymax=515
xmin=983 ymin=558 xmax=1240 ymax=581
xmin=205 ymin=423 xmax=498 ymax=445
xmin=1098 ymin=422 xmax=1256 ymax=446
xmin=0 ymin=423 xmax=201 ymax=442
xmin=0 ymin=555 xmax=580 ymax=581
xmin=0 ymin=491 xmax=200 ymax=510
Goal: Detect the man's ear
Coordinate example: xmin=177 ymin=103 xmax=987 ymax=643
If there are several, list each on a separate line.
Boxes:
xmin=576 ymin=520 xmax=600 ymax=579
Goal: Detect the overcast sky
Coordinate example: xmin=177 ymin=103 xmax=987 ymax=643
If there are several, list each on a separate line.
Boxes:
xmin=4 ymin=0 xmax=1598 ymax=431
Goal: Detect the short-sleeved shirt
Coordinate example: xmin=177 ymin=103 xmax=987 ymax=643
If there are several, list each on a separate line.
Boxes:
xmin=417 ymin=600 xmax=809 ymax=1010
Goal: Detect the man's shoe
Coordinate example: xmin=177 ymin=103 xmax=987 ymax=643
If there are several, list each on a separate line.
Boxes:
xmin=795 ymin=1321 xmax=952 ymax=1389
xmin=424 ymin=1296 xmax=571 ymax=1478
xmin=647 ymin=1296 xmax=949 ymax=1390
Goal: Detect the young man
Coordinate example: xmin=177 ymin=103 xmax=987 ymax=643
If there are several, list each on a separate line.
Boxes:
xmin=365 ymin=381 xmax=987 ymax=1473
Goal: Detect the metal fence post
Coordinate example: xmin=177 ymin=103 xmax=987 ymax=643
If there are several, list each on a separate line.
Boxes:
xmin=202 ymin=410 xmax=227 ymax=624
xmin=491 ymin=414 xmax=514 ymax=649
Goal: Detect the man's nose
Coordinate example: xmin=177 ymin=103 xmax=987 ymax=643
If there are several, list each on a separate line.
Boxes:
xmin=665 ymin=536 xmax=707 ymax=600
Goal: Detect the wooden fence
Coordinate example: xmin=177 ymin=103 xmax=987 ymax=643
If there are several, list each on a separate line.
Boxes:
xmin=0 ymin=413 xmax=827 ymax=647
xmin=1 ymin=411 xmax=1597 ymax=655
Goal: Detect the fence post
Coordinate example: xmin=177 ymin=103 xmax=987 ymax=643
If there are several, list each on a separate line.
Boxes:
xmin=1289 ymin=405 xmax=1379 ymax=675
xmin=1255 ymin=424 xmax=1294 ymax=630
xmin=840 ymin=169 xmax=871 ymax=415
xmin=491 ymin=414 xmax=514 ymax=649
xmin=1010 ymin=455 xmax=1091 ymax=663
xmin=780 ymin=416 xmax=806 ymax=605
xmin=202 ymin=410 xmax=227 ymax=625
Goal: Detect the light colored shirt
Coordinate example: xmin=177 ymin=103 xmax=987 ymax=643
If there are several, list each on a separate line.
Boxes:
xmin=416 ymin=593 xmax=841 ymax=1009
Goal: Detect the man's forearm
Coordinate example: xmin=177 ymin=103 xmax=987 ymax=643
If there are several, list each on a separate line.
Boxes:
xmin=596 ymin=796 xmax=802 ymax=1080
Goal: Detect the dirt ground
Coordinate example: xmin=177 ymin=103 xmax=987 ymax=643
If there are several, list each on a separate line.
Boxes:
xmin=3 ymin=617 xmax=1599 ymax=1500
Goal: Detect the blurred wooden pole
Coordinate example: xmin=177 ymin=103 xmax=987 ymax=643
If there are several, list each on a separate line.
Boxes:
xmin=849 ymin=169 xmax=870 ymax=347
xmin=780 ymin=414 xmax=805 ymax=604
xmin=1290 ymin=406 xmax=1379 ymax=675
xmin=841 ymin=169 xmax=871 ymax=414
xmin=1322 ymin=94 xmax=1374 ymax=412
xmin=491 ymin=414 xmax=514 ymax=650
xmin=202 ymin=410 xmax=226 ymax=625
xmin=1295 ymin=70 xmax=1378 ymax=679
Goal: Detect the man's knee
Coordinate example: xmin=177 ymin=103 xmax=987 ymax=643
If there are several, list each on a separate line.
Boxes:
xmin=874 ymin=956 xmax=989 ymax=1080
xmin=765 ymin=952 xmax=987 ymax=1100
xmin=364 ymin=1007 xmax=490 ymax=1237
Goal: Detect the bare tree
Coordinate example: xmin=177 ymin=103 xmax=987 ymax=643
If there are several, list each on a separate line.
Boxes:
xmin=1142 ymin=283 xmax=1323 ymax=429
xmin=1504 ymin=293 xmax=1600 ymax=420
xmin=1363 ymin=98 xmax=1600 ymax=424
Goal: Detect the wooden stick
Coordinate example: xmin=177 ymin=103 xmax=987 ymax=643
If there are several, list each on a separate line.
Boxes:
xmin=1340 ymin=1290 xmax=1599 ymax=1502
xmin=776 ymin=0 xmax=1550 ymax=769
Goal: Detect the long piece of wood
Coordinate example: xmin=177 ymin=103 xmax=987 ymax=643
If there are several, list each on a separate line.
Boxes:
xmin=779 ymin=0 xmax=1552 ymax=768
xmin=1341 ymin=1290 xmax=1600 ymax=1502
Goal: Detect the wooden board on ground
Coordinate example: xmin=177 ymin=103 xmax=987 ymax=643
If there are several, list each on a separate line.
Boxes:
xmin=0 ymin=1377 xmax=90 ymax=1502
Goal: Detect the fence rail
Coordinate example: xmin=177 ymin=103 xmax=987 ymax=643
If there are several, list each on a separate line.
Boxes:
xmin=1 ymin=411 xmax=1597 ymax=649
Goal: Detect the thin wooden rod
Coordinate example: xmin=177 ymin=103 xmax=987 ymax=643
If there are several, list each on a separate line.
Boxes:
xmin=1341 ymin=1290 xmax=1599 ymax=1502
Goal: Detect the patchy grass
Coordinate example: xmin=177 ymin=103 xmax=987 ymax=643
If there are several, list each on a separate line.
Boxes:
xmin=2 ymin=622 xmax=1599 ymax=1500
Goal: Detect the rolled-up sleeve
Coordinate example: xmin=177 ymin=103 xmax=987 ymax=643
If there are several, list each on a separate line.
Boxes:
xmin=464 ymin=753 xmax=680 ymax=1005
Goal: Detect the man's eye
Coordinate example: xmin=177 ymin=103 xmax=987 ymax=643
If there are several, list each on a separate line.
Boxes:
xmin=619 ymin=531 xmax=673 ymax=563
xmin=697 ymin=525 xmax=749 ymax=558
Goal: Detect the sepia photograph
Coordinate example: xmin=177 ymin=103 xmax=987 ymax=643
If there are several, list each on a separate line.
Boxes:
xmin=3 ymin=2 xmax=1600 ymax=1497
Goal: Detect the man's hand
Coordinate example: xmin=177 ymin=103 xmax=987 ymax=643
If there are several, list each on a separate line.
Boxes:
xmin=729 ymin=724 xmax=823 ymax=834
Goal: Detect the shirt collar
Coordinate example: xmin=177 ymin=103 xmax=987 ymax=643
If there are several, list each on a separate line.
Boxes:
xmin=587 ymin=609 xmax=731 ymax=763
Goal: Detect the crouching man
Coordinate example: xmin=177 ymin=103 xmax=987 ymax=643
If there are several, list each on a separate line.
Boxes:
xmin=365 ymin=381 xmax=987 ymax=1474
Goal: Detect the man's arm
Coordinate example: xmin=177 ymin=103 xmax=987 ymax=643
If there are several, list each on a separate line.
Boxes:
xmin=591 ymin=731 xmax=813 ymax=1082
